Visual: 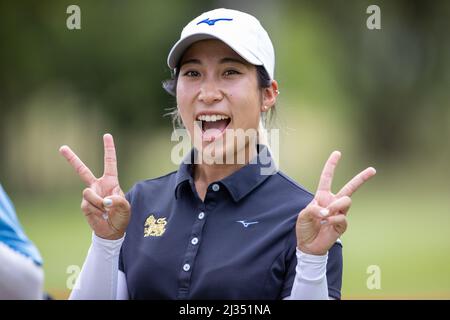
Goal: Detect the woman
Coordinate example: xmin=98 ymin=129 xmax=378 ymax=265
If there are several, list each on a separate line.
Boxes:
xmin=59 ymin=8 xmax=376 ymax=299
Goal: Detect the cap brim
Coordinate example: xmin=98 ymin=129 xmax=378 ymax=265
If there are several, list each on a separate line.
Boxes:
xmin=167 ymin=33 xmax=263 ymax=69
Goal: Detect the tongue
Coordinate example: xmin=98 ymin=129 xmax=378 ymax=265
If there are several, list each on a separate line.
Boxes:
xmin=203 ymin=119 xmax=229 ymax=142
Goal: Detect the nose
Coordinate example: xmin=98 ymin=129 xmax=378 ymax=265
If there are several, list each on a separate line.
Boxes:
xmin=198 ymin=81 xmax=223 ymax=105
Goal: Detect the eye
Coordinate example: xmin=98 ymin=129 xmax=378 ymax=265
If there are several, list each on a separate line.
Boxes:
xmin=223 ymin=69 xmax=241 ymax=77
xmin=183 ymin=70 xmax=200 ymax=77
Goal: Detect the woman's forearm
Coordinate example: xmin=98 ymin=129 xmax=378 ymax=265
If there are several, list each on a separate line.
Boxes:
xmin=285 ymin=249 xmax=329 ymax=300
xmin=69 ymin=233 xmax=124 ymax=300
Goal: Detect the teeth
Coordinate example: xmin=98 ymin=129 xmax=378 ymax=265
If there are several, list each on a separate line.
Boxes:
xmin=196 ymin=114 xmax=230 ymax=122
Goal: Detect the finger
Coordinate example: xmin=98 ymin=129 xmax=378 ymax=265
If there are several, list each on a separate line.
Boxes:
xmin=336 ymin=167 xmax=376 ymax=198
xmin=316 ymin=151 xmax=341 ymax=194
xmin=59 ymin=145 xmax=96 ymax=186
xmin=103 ymin=133 xmax=118 ymax=177
xmin=323 ymin=215 xmax=347 ymax=234
xmin=299 ymin=204 xmax=330 ymax=221
xmin=327 ymin=196 xmax=352 ymax=216
xmin=83 ymin=188 xmax=105 ymax=211
xmin=81 ymin=199 xmax=105 ymax=218
xmin=103 ymin=195 xmax=130 ymax=214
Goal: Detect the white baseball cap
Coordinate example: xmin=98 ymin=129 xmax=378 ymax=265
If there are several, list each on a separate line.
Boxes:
xmin=167 ymin=8 xmax=275 ymax=79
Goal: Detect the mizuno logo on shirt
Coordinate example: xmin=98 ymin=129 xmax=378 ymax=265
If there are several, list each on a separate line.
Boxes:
xmin=197 ymin=18 xmax=233 ymax=26
xmin=236 ymin=220 xmax=259 ymax=228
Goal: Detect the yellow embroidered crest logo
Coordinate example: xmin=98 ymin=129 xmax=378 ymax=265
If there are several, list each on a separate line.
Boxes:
xmin=144 ymin=215 xmax=167 ymax=237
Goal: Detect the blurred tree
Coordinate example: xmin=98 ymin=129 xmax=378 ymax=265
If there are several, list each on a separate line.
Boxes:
xmin=308 ymin=0 xmax=450 ymax=161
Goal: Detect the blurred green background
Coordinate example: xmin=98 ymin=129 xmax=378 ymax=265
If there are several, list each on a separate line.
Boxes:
xmin=1 ymin=0 xmax=449 ymax=299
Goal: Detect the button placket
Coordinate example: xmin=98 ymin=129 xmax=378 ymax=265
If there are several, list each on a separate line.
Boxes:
xmin=177 ymin=207 xmax=208 ymax=296
xmin=177 ymin=202 xmax=216 ymax=297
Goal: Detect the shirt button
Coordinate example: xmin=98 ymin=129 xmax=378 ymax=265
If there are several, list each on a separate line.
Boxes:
xmin=212 ymin=183 xmax=220 ymax=192
xmin=198 ymin=212 xmax=205 ymax=219
xmin=191 ymin=237 xmax=198 ymax=245
xmin=183 ymin=264 xmax=190 ymax=272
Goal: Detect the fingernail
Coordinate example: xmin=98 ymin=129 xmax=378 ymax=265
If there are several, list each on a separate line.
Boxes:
xmin=103 ymin=198 xmax=112 ymax=207
xmin=102 ymin=212 xmax=108 ymax=220
xmin=320 ymin=220 xmax=328 ymax=225
xmin=320 ymin=208 xmax=329 ymax=217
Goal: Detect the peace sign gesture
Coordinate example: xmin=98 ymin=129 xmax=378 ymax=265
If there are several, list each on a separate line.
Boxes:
xmin=59 ymin=134 xmax=130 ymax=240
xmin=296 ymin=151 xmax=376 ymax=255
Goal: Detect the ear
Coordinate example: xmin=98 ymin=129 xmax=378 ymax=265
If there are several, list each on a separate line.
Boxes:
xmin=261 ymin=80 xmax=279 ymax=112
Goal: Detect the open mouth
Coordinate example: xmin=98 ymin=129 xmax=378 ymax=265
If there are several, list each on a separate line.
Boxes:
xmin=196 ymin=114 xmax=232 ymax=142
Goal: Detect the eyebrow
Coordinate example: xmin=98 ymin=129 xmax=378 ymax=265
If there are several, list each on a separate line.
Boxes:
xmin=179 ymin=57 xmax=248 ymax=68
xmin=180 ymin=58 xmax=201 ymax=67
xmin=219 ymin=57 xmax=247 ymax=66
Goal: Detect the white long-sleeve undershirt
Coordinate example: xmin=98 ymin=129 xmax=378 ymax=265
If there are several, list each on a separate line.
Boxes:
xmin=69 ymin=233 xmax=330 ymax=300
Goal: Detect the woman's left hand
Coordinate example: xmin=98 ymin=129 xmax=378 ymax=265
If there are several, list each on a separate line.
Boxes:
xmin=296 ymin=151 xmax=376 ymax=255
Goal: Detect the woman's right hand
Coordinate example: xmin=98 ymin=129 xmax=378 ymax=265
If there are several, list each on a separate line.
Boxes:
xmin=59 ymin=134 xmax=130 ymax=240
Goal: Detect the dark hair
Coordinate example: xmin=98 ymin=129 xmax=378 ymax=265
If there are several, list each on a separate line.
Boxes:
xmin=162 ymin=65 xmax=276 ymax=129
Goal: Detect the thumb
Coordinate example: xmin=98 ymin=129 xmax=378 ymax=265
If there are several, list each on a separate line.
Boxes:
xmin=103 ymin=195 xmax=130 ymax=213
xmin=299 ymin=203 xmax=328 ymax=222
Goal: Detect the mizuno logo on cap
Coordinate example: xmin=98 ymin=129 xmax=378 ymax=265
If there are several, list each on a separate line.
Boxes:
xmin=197 ymin=18 xmax=233 ymax=26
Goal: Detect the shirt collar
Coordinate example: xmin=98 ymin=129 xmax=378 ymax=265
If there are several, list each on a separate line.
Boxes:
xmin=174 ymin=144 xmax=278 ymax=202
xmin=174 ymin=150 xmax=195 ymax=199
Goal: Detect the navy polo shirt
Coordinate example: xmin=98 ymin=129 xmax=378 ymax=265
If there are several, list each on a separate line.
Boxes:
xmin=119 ymin=145 xmax=342 ymax=299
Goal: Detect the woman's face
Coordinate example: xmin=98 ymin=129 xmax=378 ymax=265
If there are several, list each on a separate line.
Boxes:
xmin=176 ymin=39 xmax=265 ymax=163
